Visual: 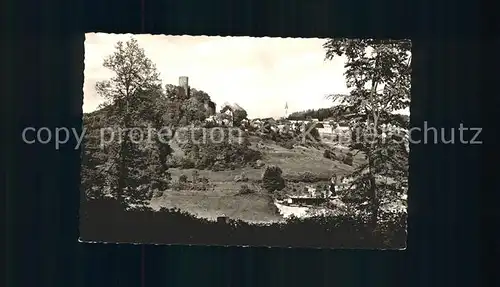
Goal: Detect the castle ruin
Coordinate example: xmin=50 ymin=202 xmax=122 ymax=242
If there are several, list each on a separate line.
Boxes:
xmin=178 ymin=76 xmax=216 ymax=116
xmin=178 ymin=76 xmax=189 ymax=97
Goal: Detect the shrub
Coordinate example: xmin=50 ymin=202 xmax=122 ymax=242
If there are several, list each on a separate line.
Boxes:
xmin=342 ymin=155 xmax=353 ymax=166
xmin=198 ymin=176 xmax=209 ymax=185
xmin=192 ymin=170 xmax=199 ymax=182
xmin=180 ymin=127 xmax=262 ymax=171
xmin=238 ymin=184 xmax=253 ymax=195
xmin=262 ymin=165 xmax=286 ymax=192
xmin=81 ymin=197 xmax=407 ymax=248
xmin=299 ymin=171 xmax=317 ymax=183
xmin=232 ymin=109 xmax=248 ymax=126
xmin=323 ymin=149 xmax=330 ymax=159
xmin=171 ymin=181 xmax=184 ymax=191
xmin=152 ymin=190 xmax=164 ymax=198
xmin=179 ymin=174 xmax=188 ymax=183
xmin=280 ymin=140 xmax=295 ymax=149
xmin=274 ymin=190 xmax=287 ymax=200
xmin=234 ymin=173 xmax=249 ymax=182
xmin=323 ymin=149 xmax=337 ymax=160
xmin=194 ymin=176 xmax=210 ymax=191
xmin=179 ymin=158 xmax=195 ymax=169
xmin=212 ymin=162 xmax=224 ymax=171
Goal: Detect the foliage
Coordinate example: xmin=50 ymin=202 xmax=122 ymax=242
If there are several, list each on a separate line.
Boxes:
xmin=82 ymin=38 xmax=226 ymax=205
xmin=81 ymin=197 xmax=406 ymax=248
xmin=191 ymin=169 xmax=199 ymax=182
xmin=261 ymin=165 xmax=286 ymax=192
xmin=238 ymin=184 xmax=253 ymax=195
xmin=194 ymin=176 xmax=210 ymax=191
xmin=164 ymin=85 xmax=215 ymax=128
xmin=323 ymin=38 xmax=411 ymax=227
xmin=95 ymin=38 xmax=162 ymax=110
xmin=279 ymin=140 xmax=295 ymax=150
xmin=82 ymin=37 xmax=175 ymax=206
xmin=342 ymin=154 xmax=353 ymax=166
xmin=234 ymin=172 xmax=249 ymax=182
xmin=232 ymin=109 xmax=248 ymax=126
xmin=323 ymin=149 xmax=338 ymax=160
xmin=220 ymin=104 xmax=248 ymax=126
xmin=287 ymin=105 xmax=349 ymax=121
xmin=286 ymin=171 xmax=330 ymax=183
xmin=178 ymin=127 xmax=262 ymax=170
xmin=179 ymin=174 xmax=188 ymax=183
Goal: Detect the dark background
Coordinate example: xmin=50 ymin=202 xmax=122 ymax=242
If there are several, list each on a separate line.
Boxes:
xmin=3 ymin=0 xmax=490 ymax=286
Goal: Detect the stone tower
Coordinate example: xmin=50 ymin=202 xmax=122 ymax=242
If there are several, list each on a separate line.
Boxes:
xmin=179 ymin=76 xmax=189 ymax=97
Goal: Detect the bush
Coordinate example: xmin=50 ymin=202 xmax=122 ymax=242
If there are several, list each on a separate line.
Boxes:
xmin=284 ymin=171 xmax=330 ymax=183
xmin=212 ymin=162 xmax=224 ymax=172
xmin=234 ymin=173 xmax=249 ymax=182
xmin=323 ymin=149 xmax=330 ymax=159
xmin=81 ymin=197 xmax=407 ymax=248
xmin=342 ymin=155 xmax=353 ymax=166
xmin=179 ymin=157 xmax=195 ymax=169
xmin=194 ymin=176 xmax=210 ymax=191
xmin=152 ymin=190 xmax=164 ymax=198
xmin=179 ymin=174 xmax=188 ymax=183
xmin=262 ymin=165 xmax=286 ymax=192
xmin=280 ymin=140 xmax=295 ymax=149
xmin=323 ymin=149 xmax=338 ymax=160
xmin=198 ymin=176 xmax=209 ymax=184
xmin=192 ymin=170 xmax=199 ymax=182
xmin=171 ymin=181 xmax=184 ymax=191
xmin=180 ymin=127 xmax=262 ymax=171
xmin=238 ymin=184 xmax=253 ymax=195
xmin=274 ymin=189 xmax=287 ymax=200
xmin=299 ymin=171 xmax=317 ymax=183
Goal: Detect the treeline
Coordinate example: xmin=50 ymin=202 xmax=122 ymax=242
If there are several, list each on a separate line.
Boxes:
xmin=287 ymin=104 xmax=350 ymax=121
xmin=80 ymin=197 xmax=407 ymax=248
xmin=287 ymin=106 xmax=410 ymax=128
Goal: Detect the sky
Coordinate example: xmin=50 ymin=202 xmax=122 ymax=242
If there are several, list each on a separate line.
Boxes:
xmin=83 ymin=33 xmax=409 ymax=119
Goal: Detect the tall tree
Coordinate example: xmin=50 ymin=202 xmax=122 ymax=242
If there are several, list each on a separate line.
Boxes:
xmin=232 ymin=108 xmax=248 ymax=127
xmin=94 ymin=37 xmax=166 ymax=205
xmin=323 ymin=39 xmax=411 ymax=227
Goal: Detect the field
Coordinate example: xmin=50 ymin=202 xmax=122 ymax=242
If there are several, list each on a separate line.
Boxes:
xmin=149 ymin=136 xmax=367 ymax=223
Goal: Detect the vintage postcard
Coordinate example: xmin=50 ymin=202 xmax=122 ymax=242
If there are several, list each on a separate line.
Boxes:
xmin=80 ymin=33 xmax=410 ymax=248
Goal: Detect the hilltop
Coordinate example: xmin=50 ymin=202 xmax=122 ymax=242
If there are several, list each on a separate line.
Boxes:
xmin=82 ymin=80 xmax=372 ymax=222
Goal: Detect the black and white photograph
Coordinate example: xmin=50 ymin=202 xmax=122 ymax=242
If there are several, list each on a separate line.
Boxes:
xmin=80 ymin=34 xmax=410 ymax=248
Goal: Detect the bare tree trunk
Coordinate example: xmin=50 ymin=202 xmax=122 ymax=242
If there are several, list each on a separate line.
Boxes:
xmin=367 ymin=155 xmax=379 ymax=228
xmin=116 ymin=99 xmax=131 ymax=204
xmin=367 ymin=51 xmax=381 ymax=229
xmin=116 ymin=139 xmax=127 ymax=204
